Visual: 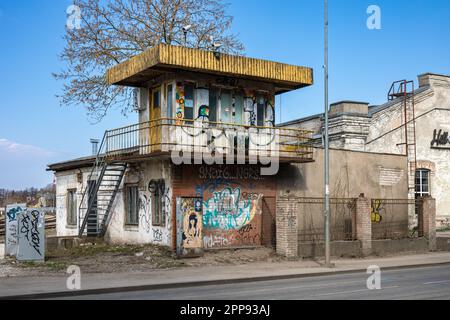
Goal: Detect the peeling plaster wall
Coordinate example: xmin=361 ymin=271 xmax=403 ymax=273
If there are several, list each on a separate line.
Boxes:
xmin=54 ymin=159 xmax=173 ymax=247
xmin=105 ymin=159 xmax=173 ymax=246
xmin=55 ymin=167 xmax=93 ymax=237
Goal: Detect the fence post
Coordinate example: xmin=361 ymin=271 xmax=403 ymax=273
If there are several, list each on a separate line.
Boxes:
xmin=355 ymin=194 xmax=372 ymax=256
xmin=422 ymin=196 xmax=436 ymax=251
xmin=276 ymin=197 xmax=298 ymax=259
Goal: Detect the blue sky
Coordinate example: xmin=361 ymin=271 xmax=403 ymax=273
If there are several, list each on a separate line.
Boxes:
xmin=0 ymin=0 xmax=449 ymax=189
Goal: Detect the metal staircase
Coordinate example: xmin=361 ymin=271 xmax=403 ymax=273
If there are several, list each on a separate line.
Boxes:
xmin=388 ymin=80 xmax=417 ymax=191
xmin=78 ymin=132 xmax=127 ymax=238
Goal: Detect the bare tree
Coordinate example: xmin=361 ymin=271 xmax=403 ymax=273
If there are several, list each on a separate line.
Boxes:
xmin=54 ymin=0 xmax=244 ymax=122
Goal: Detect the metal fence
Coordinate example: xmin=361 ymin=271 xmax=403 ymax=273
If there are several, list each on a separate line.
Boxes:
xmin=370 ymin=199 xmax=417 ymax=240
xmin=297 ymin=197 xmax=356 ymax=243
xmin=105 ymin=118 xmax=314 ymax=162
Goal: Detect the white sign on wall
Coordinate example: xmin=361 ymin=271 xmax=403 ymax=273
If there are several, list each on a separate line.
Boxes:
xmin=5 ymin=204 xmax=26 ymax=256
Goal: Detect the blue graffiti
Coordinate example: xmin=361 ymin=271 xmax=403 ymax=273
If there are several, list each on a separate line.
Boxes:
xmin=202 ymin=187 xmax=254 ymax=230
xmin=7 ymin=207 xmax=23 ymax=222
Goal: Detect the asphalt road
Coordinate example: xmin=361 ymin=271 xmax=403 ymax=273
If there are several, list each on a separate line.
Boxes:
xmin=60 ymin=264 xmax=450 ymax=300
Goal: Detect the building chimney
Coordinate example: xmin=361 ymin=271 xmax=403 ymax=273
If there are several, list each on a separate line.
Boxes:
xmin=329 ymin=101 xmax=369 ymax=117
xmin=90 ymin=139 xmax=100 ymax=156
xmin=418 ymin=73 xmax=450 ymax=88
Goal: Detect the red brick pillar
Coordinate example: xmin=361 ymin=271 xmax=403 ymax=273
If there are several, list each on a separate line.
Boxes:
xmin=276 ymin=197 xmax=298 ymax=259
xmin=355 ymin=194 xmax=372 ymax=256
xmin=422 ymin=197 xmax=436 ymax=251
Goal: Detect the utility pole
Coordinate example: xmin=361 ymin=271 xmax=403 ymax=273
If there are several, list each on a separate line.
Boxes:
xmin=324 ymin=0 xmax=331 ymax=267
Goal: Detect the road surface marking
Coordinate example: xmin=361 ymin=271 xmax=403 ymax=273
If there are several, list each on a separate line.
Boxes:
xmin=313 ymin=286 xmax=400 ymax=297
xmin=423 ymin=280 xmax=450 ymax=285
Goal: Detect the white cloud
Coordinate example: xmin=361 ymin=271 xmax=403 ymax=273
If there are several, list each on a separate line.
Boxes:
xmin=0 ymin=138 xmax=56 ymax=158
xmin=0 ymin=138 xmax=60 ymax=189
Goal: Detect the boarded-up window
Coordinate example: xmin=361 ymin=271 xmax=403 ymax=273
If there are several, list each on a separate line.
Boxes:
xmin=125 ymin=185 xmax=139 ymax=225
xmin=152 ymin=183 xmax=165 ymax=227
xmin=66 ymin=189 xmax=77 ymax=226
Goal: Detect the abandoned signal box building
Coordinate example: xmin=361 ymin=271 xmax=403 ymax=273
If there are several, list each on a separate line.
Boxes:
xmin=48 ymin=44 xmax=439 ymax=258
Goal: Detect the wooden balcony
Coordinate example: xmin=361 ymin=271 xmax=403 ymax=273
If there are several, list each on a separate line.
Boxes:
xmin=104 ymin=119 xmax=314 ymax=163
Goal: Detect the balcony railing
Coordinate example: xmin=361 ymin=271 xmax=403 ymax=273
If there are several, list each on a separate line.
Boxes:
xmin=104 ymin=118 xmax=314 ymax=162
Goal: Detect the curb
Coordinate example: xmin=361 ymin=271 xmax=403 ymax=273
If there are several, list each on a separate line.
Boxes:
xmin=2 ymin=261 xmax=450 ymax=300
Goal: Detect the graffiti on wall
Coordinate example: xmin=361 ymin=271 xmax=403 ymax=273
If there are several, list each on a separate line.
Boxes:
xmin=243 ymin=95 xmax=275 ymax=127
xmin=176 ymin=83 xmax=185 ymax=122
xmin=139 ymin=179 xmax=171 ymax=237
xmin=203 ymin=187 xmax=260 ymax=230
xmin=5 ymin=204 xmax=26 ymax=256
xmin=180 ymin=198 xmax=203 ymax=249
xmin=371 ymin=199 xmax=384 ymax=223
xmin=139 ymin=194 xmax=151 ymax=233
xmin=152 ymin=228 xmax=163 ymax=242
xmin=17 ymin=209 xmax=45 ymax=262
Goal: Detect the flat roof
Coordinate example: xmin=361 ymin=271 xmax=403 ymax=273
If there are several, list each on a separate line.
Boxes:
xmin=47 ymin=156 xmax=95 ymax=172
xmin=106 ymin=44 xmax=313 ymax=94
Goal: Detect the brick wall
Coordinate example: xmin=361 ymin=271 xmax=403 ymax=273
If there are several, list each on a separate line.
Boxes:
xmin=276 ymin=197 xmax=298 ymax=258
xmin=355 ymin=195 xmax=372 ymax=256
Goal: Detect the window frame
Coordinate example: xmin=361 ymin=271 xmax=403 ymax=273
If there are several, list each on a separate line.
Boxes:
xmin=152 ymin=88 xmax=161 ymax=110
xmin=66 ymin=189 xmax=77 ymax=227
xmin=415 ymin=169 xmax=431 ymax=198
xmin=183 ymin=82 xmax=195 ymax=121
xmin=256 ymin=95 xmax=266 ymax=127
xmin=151 ymin=183 xmax=165 ymax=227
xmin=125 ymin=184 xmax=140 ymax=226
xmin=166 ymin=83 xmax=174 ymax=120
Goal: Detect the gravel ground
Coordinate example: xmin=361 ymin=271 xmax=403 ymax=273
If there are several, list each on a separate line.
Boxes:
xmin=0 ymin=244 xmax=284 ymax=277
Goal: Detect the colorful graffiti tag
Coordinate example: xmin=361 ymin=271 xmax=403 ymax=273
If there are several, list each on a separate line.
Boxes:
xmin=202 ymin=187 xmax=258 ymax=230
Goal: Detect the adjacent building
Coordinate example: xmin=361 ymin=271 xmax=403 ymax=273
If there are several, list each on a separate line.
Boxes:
xmin=280 ymin=73 xmax=450 ymax=228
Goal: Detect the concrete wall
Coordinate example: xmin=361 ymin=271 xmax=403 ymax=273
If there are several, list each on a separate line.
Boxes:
xmin=104 ymin=160 xmax=173 ymax=246
xmin=55 ymin=168 xmax=92 ymax=237
xmin=54 ymin=159 xmax=173 ymax=247
xmin=278 ymin=148 xmax=408 ymax=199
xmin=277 ymin=148 xmax=409 ymax=249
xmin=296 ymin=238 xmax=430 ymax=259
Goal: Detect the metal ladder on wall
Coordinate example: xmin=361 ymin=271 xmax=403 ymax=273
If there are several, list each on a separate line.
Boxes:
xmin=388 ymin=80 xmax=417 ymax=191
xmin=78 ymin=132 xmax=127 ymax=238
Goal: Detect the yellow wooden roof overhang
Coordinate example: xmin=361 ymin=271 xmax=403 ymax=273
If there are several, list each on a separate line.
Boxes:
xmin=106 ymin=44 xmax=313 ymax=94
